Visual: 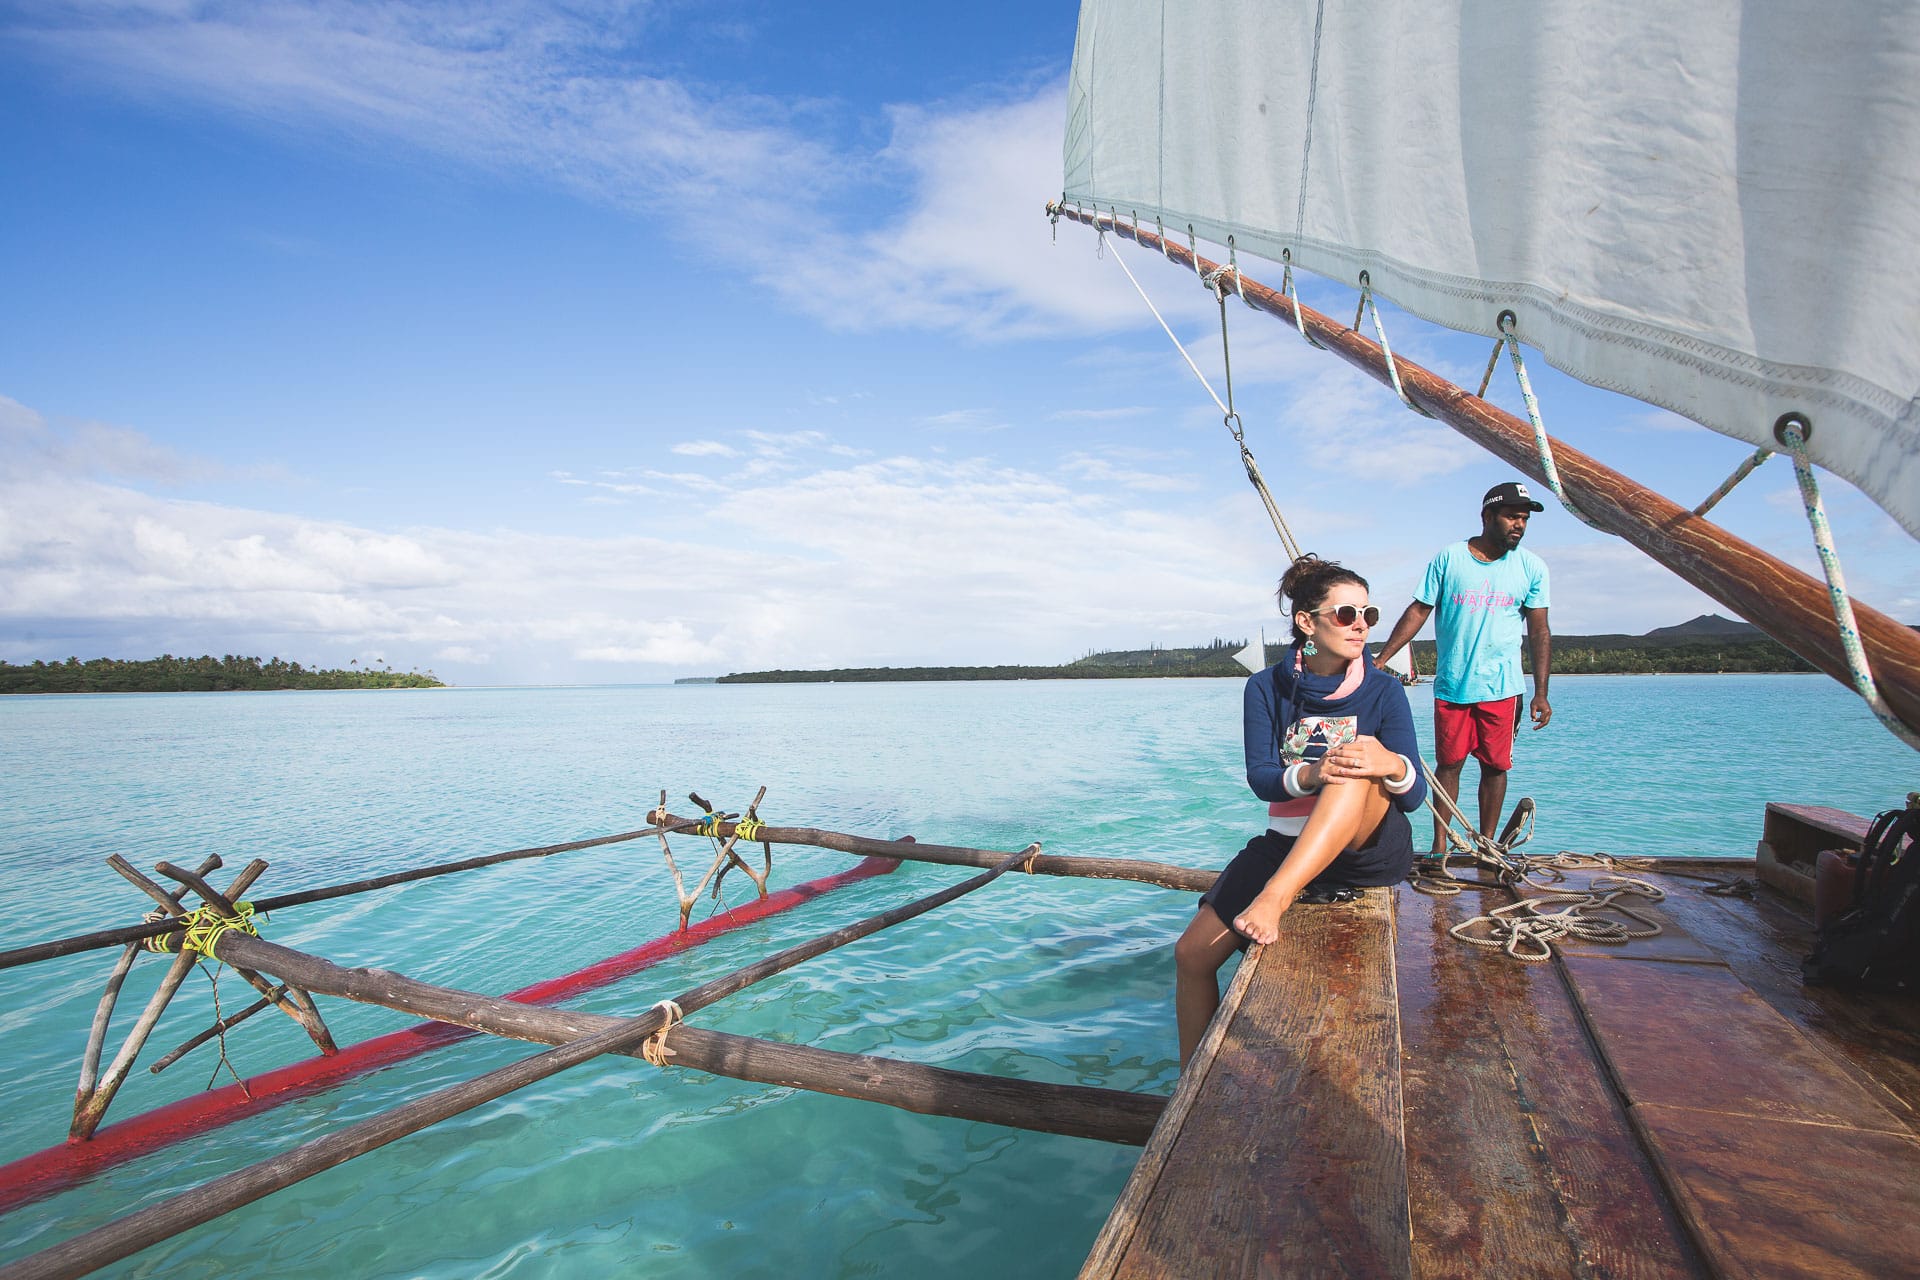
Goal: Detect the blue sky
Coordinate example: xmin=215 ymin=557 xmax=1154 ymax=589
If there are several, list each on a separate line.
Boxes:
xmin=2 ymin=0 xmax=1913 ymax=686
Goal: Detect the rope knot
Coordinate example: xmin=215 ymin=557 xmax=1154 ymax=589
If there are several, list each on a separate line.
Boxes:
xmin=148 ymin=902 xmax=262 ymax=958
xmin=643 ymin=999 xmax=684 ymax=1067
xmin=732 ymin=816 xmax=765 ymax=843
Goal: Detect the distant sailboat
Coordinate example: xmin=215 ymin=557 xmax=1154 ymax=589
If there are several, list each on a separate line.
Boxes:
xmin=1232 ymin=631 xmax=1265 ymax=675
xmin=1376 ymin=644 xmax=1415 ymax=684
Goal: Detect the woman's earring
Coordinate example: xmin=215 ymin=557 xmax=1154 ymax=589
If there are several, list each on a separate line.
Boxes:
xmin=1303 ymin=638 xmax=1318 ymax=656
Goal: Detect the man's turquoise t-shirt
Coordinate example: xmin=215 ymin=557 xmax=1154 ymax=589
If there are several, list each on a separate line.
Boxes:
xmin=1415 ymin=542 xmax=1550 ymax=704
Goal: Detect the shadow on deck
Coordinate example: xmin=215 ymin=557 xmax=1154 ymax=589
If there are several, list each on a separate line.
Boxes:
xmin=1084 ymin=849 xmax=1920 ymax=1278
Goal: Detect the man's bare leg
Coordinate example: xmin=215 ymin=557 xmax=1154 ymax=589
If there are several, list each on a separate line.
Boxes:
xmin=1478 ymin=765 xmax=1509 ymax=839
xmin=1430 ymin=761 xmax=1464 ymax=855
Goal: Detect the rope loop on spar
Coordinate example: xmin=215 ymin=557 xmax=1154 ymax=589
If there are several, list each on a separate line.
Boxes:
xmin=1280 ymin=249 xmax=1327 ymax=350
xmin=1776 ymin=415 xmax=1920 ymax=749
xmin=142 ymin=901 xmax=262 ymax=959
xmin=642 ymin=999 xmax=684 ymax=1067
xmin=1351 ymin=271 xmax=1435 ymax=418
xmin=1476 ymin=311 xmax=1596 ymax=527
xmin=1087 ymin=218 xmax=1303 ymax=560
xmin=692 ymin=811 xmax=734 ymax=838
xmin=732 ymin=816 xmax=765 ymax=843
xmin=1693 ymin=445 xmax=1774 ymax=517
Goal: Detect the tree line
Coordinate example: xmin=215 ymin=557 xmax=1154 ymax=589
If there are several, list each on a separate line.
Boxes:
xmin=717 ymin=636 xmax=1816 ymax=684
xmin=1 ymin=655 xmax=444 ymax=694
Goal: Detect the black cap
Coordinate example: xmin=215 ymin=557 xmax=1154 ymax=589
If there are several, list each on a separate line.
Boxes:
xmin=1482 ymin=481 xmax=1545 ymax=513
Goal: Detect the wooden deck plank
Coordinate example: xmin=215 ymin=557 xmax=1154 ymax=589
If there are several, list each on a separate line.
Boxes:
xmin=1628 ymin=1105 xmax=1920 ymax=1280
xmin=1560 ymin=950 xmax=1908 ymax=1133
xmin=1089 ymin=890 xmax=1408 ymax=1279
xmin=1394 ymin=882 xmax=1702 ymax=1280
xmin=1653 ymin=878 xmax=1920 ymax=1133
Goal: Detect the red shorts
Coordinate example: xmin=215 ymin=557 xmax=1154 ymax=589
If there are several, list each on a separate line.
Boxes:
xmin=1434 ymin=697 xmax=1521 ymax=771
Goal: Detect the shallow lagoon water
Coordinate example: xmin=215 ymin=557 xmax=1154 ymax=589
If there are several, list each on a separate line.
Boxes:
xmin=1 ymin=675 xmax=1912 ymax=1276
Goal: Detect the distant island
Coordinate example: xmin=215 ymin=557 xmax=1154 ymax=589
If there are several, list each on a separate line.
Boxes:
xmin=1 ymin=655 xmax=444 ymax=694
xmin=692 ymin=615 xmax=1829 ymax=684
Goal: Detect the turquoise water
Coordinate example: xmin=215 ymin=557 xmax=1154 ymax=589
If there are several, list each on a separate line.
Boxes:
xmin=0 ymin=675 xmax=1912 ymax=1277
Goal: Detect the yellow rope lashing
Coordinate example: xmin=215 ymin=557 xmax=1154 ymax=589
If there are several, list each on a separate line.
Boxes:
xmin=144 ymin=902 xmax=262 ymax=957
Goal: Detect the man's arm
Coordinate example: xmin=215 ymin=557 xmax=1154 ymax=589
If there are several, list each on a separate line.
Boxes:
xmin=1524 ymin=605 xmax=1552 ymax=729
xmin=1375 ymin=600 xmax=1433 ymax=667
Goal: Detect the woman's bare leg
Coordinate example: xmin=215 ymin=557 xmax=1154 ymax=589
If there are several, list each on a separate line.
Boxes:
xmin=1232 ymin=778 xmax=1394 ymax=945
xmin=1174 ymin=905 xmax=1244 ymax=1067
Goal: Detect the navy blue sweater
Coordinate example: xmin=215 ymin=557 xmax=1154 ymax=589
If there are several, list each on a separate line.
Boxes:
xmin=1243 ymin=646 xmax=1430 ymax=813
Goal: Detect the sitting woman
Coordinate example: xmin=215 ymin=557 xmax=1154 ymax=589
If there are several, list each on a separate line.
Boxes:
xmin=1174 ymin=554 xmax=1429 ymax=1066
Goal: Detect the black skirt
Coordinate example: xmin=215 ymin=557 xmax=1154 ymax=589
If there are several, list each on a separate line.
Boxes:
xmin=1199 ymin=807 xmax=1413 ymax=938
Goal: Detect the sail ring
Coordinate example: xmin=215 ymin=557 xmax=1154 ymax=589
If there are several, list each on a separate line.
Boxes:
xmin=1773 ymin=412 xmax=1813 ymax=446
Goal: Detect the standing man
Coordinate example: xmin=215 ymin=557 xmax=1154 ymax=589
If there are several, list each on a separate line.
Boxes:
xmin=1376 ymin=482 xmax=1552 ymax=855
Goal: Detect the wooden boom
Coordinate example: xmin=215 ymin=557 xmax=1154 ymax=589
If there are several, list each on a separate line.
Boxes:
xmin=1052 ymin=204 xmax=1920 ymax=741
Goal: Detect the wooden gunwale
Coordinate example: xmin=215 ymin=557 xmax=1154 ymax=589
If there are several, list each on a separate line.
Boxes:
xmin=1050 ymin=204 xmax=1920 ymax=739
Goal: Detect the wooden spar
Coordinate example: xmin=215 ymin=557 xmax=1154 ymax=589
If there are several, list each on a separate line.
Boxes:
xmin=631 ymin=1024 xmax=1163 ymax=1146
xmin=74 ymin=854 xmax=221 ymax=1105
xmin=0 ymin=820 xmax=698 ymax=972
xmin=204 ymin=842 xmax=1045 ymax=1040
xmin=653 ymin=812 xmax=1217 ymax=893
xmin=70 ymin=859 xmax=277 ymax=1141
xmin=147 ymin=989 xmax=282 ymax=1076
xmin=2 ymin=846 xmax=1049 ymax=1280
xmin=5 ymin=1001 xmax=707 ymax=1280
xmin=1051 ymin=204 xmax=1920 ymax=740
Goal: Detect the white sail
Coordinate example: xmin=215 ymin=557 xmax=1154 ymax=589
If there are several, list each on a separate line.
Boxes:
xmin=1377 ymin=644 xmax=1411 ymax=681
xmin=1233 ymin=631 xmax=1265 ymax=675
xmin=1062 ymin=0 xmax=1920 ymax=538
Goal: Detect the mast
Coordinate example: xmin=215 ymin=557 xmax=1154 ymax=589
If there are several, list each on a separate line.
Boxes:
xmin=1051 ymin=205 xmax=1920 ymax=741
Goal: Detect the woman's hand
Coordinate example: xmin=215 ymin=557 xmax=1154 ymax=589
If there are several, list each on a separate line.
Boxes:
xmin=1317 ymin=734 xmax=1399 ymax=783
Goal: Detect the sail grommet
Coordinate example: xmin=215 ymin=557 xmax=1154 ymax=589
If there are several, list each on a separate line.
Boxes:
xmin=1496 ymin=310 xmax=1518 ymax=335
xmin=1774 ymin=412 xmax=1813 ymax=447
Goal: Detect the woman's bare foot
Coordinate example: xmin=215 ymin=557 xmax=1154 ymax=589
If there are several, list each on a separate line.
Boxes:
xmin=1232 ymin=888 xmax=1292 ymax=945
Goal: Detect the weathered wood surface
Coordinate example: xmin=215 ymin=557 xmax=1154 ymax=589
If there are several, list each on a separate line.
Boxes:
xmin=1051 ymin=204 xmax=1920 ymax=738
xmin=1394 ymin=881 xmax=1701 ymax=1279
xmin=1551 ymin=874 xmax=1920 ymax=1279
xmin=1084 ymin=889 xmax=1409 ymax=1279
xmin=1650 ymin=876 xmax=1920 ymax=1134
xmin=654 ymin=812 xmax=1216 ymax=892
xmin=660 ymin=1025 xmax=1163 ymax=1146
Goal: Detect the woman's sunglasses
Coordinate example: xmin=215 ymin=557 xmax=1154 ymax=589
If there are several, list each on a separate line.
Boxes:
xmin=1307 ymin=604 xmax=1381 ymax=627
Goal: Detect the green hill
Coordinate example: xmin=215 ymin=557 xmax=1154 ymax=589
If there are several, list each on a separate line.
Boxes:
xmin=712 ymin=617 xmax=1823 ymax=684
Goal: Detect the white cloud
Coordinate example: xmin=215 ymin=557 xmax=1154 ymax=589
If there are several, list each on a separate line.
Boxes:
xmin=670 ymin=440 xmax=739 ymax=458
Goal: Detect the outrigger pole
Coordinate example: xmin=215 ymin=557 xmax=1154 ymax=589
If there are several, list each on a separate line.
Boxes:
xmin=1048 ymin=204 xmax=1920 ymax=742
xmin=5 ymin=840 xmax=1168 ymax=1280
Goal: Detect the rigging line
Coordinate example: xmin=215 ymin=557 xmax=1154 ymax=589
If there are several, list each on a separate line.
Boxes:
xmin=1352 ymin=272 xmax=1436 ymax=419
xmin=1777 ymin=416 xmax=1920 ymax=750
xmin=1096 ymin=227 xmax=1302 ymax=560
xmin=1693 ymin=445 xmax=1774 ymax=517
xmin=1480 ymin=313 xmax=1596 ymax=527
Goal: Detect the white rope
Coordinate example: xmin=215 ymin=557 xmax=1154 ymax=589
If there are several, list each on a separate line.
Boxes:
xmin=1094 ymin=224 xmax=1302 ymax=560
xmin=1476 ymin=313 xmax=1596 ymax=527
xmin=1777 ymin=416 xmax=1920 ymax=749
xmin=1098 ymin=219 xmax=1232 ymax=417
xmin=1352 ymin=272 xmax=1434 ymax=418
xmin=1693 ymin=446 xmax=1774 ymax=517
